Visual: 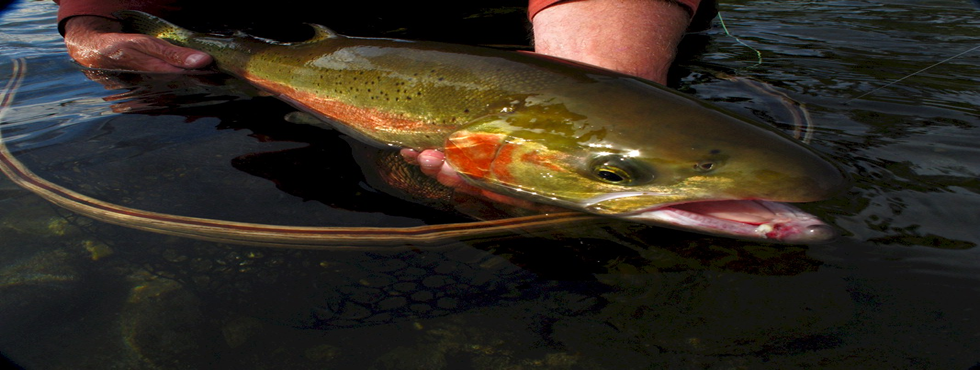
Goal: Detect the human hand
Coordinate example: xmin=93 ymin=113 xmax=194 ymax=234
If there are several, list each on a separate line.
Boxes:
xmin=399 ymin=148 xmax=465 ymax=189
xmin=399 ymin=148 xmax=548 ymax=209
xmin=63 ymin=16 xmax=212 ymax=72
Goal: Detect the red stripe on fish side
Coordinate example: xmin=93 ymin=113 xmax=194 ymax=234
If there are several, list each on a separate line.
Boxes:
xmin=247 ymin=76 xmax=437 ymax=135
xmin=444 ymin=132 xmax=507 ymax=179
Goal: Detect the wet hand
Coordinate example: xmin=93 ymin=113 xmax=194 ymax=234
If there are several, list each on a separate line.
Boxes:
xmin=63 ymin=16 xmax=212 ymax=73
xmin=399 ymin=148 xmax=463 ymax=188
xmin=399 ymin=148 xmax=553 ymax=210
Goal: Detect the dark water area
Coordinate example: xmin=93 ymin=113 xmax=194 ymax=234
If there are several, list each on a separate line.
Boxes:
xmin=2 ymin=1 xmax=979 ymax=369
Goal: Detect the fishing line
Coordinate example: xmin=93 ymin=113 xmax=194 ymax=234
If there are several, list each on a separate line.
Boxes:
xmin=713 ymin=12 xmax=817 ymax=142
xmin=717 ymin=11 xmax=763 ymax=67
xmin=846 ymin=0 xmax=978 ymax=101
xmin=845 ymin=43 xmax=980 ymax=103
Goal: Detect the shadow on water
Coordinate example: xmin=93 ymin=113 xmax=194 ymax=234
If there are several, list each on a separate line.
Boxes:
xmin=2 ymin=1 xmax=980 ymax=369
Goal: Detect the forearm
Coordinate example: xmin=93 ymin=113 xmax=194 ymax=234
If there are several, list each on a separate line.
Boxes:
xmin=54 ymin=0 xmax=179 ymax=35
xmin=531 ymin=0 xmax=693 ymax=84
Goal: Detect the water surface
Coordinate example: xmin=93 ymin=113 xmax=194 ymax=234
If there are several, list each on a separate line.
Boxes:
xmin=1 ymin=1 xmax=979 ymax=368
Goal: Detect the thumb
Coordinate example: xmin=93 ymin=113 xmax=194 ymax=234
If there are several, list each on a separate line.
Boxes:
xmin=163 ymin=46 xmax=213 ymax=69
xmin=174 ymin=49 xmax=212 ymax=69
xmin=138 ymin=36 xmax=213 ymax=69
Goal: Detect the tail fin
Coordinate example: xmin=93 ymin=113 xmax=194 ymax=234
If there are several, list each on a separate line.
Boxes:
xmin=114 ymin=10 xmax=197 ymax=46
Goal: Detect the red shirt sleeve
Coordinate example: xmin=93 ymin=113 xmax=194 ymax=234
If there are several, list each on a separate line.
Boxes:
xmin=528 ymin=0 xmax=702 ymax=21
xmin=53 ymin=0 xmax=180 ymax=30
xmin=53 ymin=0 xmax=181 ymax=35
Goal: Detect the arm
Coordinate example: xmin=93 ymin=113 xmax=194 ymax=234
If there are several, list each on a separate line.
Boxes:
xmin=55 ymin=0 xmax=211 ymax=72
xmin=530 ymin=0 xmax=697 ymax=84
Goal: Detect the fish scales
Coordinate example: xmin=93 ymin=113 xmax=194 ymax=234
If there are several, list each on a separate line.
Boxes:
xmin=124 ymin=13 xmax=574 ymax=148
xmin=115 ymin=11 xmax=848 ymax=244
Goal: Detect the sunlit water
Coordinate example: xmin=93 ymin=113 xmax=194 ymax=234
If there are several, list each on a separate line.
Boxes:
xmin=2 ymin=1 xmax=979 ymax=368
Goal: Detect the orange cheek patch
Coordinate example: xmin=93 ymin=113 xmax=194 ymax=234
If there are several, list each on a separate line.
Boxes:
xmin=520 ymin=151 xmax=564 ymax=172
xmin=446 ymin=134 xmax=565 ymax=187
xmin=444 ymin=132 xmax=507 ymax=180
xmin=488 ymin=142 xmax=520 ymax=184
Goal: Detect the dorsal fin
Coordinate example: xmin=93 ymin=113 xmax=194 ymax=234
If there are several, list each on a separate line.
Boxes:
xmin=297 ymin=23 xmax=341 ymax=43
xmin=240 ymin=23 xmax=342 ymax=46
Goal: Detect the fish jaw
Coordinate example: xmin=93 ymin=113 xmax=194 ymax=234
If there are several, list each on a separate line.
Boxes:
xmin=619 ymin=199 xmax=837 ymax=244
xmin=443 ymin=126 xmax=839 ymax=244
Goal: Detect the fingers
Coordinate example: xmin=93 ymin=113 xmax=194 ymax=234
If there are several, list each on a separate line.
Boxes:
xmin=63 ymin=16 xmax=212 ymax=73
xmin=399 ymin=148 xmax=420 ymax=164
xmin=400 ymin=148 xmax=466 ymax=188
xmin=134 ymin=36 xmax=212 ymax=69
xmin=86 ymin=35 xmax=212 ymax=72
xmin=400 ymin=148 xmax=442 ymax=176
xmin=415 ymin=150 xmax=446 ymax=177
xmin=400 ymin=148 xmax=552 ymax=211
xmin=118 ymin=36 xmax=213 ymax=72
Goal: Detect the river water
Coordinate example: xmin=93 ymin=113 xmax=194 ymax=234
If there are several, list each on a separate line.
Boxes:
xmin=1 ymin=1 xmax=979 ymax=368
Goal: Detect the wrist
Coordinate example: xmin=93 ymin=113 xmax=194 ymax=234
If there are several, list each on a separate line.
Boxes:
xmin=63 ymin=15 xmax=123 ymax=37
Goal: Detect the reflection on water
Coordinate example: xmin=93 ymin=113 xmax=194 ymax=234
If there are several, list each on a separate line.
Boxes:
xmin=2 ymin=0 xmax=980 ymax=368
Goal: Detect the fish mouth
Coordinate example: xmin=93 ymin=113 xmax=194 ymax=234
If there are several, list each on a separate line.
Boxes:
xmin=620 ymin=199 xmax=838 ymax=244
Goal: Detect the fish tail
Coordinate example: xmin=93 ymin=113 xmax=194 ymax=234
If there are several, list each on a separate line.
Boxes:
xmin=114 ymin=10 xmax=198 ymax=46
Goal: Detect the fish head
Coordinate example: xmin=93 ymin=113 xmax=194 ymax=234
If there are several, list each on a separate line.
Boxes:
xmin=444 ymin=78 xmax=848 ymax=243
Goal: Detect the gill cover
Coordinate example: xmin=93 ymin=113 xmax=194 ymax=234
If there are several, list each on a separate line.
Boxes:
xmin=442 ymin=111 xmax=677 ymax=210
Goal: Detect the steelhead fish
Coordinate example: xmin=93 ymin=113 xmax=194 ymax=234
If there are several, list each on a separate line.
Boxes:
xmin=115 ymin=11 xmax=847 ymax=244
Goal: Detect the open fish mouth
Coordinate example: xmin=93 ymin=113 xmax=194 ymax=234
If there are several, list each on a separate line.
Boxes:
xmin=621 ymin=199 xmax=838 ymax=244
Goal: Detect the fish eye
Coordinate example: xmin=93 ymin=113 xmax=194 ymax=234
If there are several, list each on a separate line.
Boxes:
xmin=590 ymin=156 xmax=655 ymax=185
xmin=596 ymin=166 xmax=629 ymax=183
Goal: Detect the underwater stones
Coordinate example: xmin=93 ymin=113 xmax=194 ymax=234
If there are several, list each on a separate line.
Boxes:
xmin=435 ymin=297 xmax=458 ymax=310
xmin=377 ymin=296 xmax=409 ymax=311
xmin=373 ymin=345 xmax=448 ymax=370
xmin=421 ymin=274 xmax=454 ymax=289
xmin=392 ymin=281 xmax=417 ymax=292
xmin=357 ymin=273 xmax=397 ymax=287
xmin=0 ymin=195 xmax=82 ymax=241
xmin=124 ymin=241 xmax=542 ymax=329
xmin=371 ymin=310 xmax=580 ymax=370
xmin=0 ymin=248 xmax=83 ymax=335
xmin=337 ymin=302 xmax=373 ymax=321
xmin=344 ymin=286 xmax=385 ymax=304
xmin=602 ymin=270 xmax=855 ymax=355
xmin=119 ymin=275 xmax=219 ymax=368
xmin=395 ymin=266 xmax=428 ymax=281
xmin=411 ymin=290 xmax=434 ymax=302
xmin=221 ymin=316 xmax=265 ymax=349
xmin=358 ymin=257 xmax=408 ymax=272
xmin=303 ymin=344 xmax=342 ymax=362
xmin=550 ymin=317 xmax=658 ymax=369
